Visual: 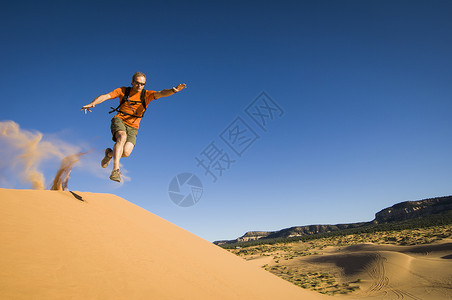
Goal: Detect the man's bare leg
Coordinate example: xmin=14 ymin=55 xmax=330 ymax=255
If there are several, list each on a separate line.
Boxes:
xmin=122 ymin=142 xmax=134 ymax=158
xmin=109 ymin=131 xmax=134 ymax=182
xmin=112 ymin=131 xmax=127 ymax=171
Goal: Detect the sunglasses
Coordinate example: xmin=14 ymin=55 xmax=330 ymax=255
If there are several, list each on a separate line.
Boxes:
xmin=134 ymin=81 xmax=146 ymax=86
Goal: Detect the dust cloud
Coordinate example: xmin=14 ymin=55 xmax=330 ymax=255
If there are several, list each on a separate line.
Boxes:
xmin=0 ymin=121 xmax=85 ymax=190
xmin=50 ymin=152 xmax=88 ymax=191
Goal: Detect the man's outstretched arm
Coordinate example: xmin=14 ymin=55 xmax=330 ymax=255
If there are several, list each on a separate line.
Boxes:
xmin=81 ymin=94 xmax=112 ymax=114
xmin=154 ymin=83 xmax=187 ymax=99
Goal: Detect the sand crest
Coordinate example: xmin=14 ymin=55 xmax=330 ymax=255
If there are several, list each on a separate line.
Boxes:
xmin=229 ymin=232 xmax=452 ymax=298
xmin=305 ymin=242 xmax=452 ymax=299
xmin=0 ymin=189 xmax=329 ymax=299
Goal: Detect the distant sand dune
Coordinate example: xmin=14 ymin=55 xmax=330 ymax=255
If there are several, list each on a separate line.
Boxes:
xmin=237 ymin=237 xmax=452 ymax=299
xmin=0 ymin=189 xmax=329 ymax=300
xmin=306 ymin=242 xmax=452 ymax=299
xmin=341 ymin=242 xmax=452 ymax=256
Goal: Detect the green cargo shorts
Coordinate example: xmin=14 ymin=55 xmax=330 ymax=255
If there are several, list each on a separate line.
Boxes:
xmin=110 ymin=117 xmax=138 ymax=145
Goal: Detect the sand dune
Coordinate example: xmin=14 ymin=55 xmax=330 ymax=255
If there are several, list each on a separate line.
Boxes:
xmin=306 ymin=241 xmax=452 ymax=299
xmin=0 ymin=188 xmax=329 ymax=300
xmin=230 ymin=234 xmax=452 ymax=298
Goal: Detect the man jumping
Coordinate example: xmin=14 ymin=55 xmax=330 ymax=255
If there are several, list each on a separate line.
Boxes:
xmin=81 ymin=72 xmax=186 ymax=182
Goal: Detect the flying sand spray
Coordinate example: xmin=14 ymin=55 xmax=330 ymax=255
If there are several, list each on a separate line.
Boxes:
xmin=0 ymin=121 xmax=87 ymax=190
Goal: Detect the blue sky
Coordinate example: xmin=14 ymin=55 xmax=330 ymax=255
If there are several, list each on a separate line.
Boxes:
xmin=1 ymin=1 xmax=451 ymax=242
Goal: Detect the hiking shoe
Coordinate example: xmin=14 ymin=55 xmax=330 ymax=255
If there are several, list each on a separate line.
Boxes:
xmin=101 ymin=148 xmax=113 ymax=168
xmin=109 ymin=169 xmax=121 ymax=182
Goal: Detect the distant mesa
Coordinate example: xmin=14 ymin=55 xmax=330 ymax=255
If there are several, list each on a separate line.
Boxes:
xmin=215 ymin=195 xmax=452 ymax=245
xmin=374 ymin=196 xmax=452 ymax=223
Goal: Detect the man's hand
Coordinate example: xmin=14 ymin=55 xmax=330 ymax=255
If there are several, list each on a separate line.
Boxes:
xmin=81 ymin=104 xmax=95 ymax=114
xmin=174 ymin=83 xmax=187 ymax=92
xmin=154 ymin=84 xmax=188 ymax=99
xmin=81 ymin=94 xmax=111 ymax=114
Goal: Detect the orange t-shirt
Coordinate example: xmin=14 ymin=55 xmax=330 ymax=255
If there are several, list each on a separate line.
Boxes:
xmin=109 ymin=87 xmax=156 ymax=129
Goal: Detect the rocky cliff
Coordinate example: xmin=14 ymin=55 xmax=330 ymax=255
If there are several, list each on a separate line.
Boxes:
xmin=264 ymin=223 xmax=369 ymax=240
xmin=374 ymin=195 xmax=452 ymax=223
xmin=237 ymin=231 xmax=275 ymax=242
xmin=214 ymin=195 xmax=452 ymax=245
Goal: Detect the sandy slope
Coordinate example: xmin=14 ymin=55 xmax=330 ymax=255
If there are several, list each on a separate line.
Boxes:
xmin=0 ymin=189 xmax=329 ymax=300
xmin=231 ymin=233 xmax=452 ymax=299
xmin=306 ymin=242 xmax=452 ymax=299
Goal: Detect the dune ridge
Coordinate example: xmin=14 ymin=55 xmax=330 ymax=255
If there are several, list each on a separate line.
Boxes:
xmin=0 ymin=188 xmax=328 ymax=300
xmin=229 ymin=235 xmax=452 ymax=299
